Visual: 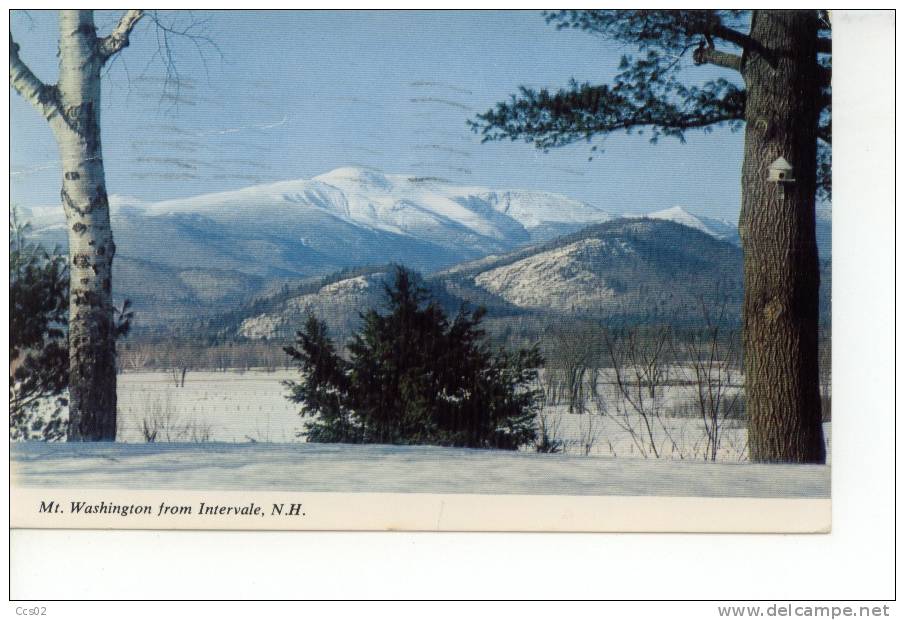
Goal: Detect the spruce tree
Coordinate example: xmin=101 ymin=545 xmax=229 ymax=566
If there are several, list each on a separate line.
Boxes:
xmin=284 ymin=266 xmax=542 ymax=449
xmin=284 ymin=315 xmax=357 ymax=443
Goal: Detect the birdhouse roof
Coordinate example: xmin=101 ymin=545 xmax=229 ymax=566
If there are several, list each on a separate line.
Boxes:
xmin=769 ymin=157 xmax=793 ymax=171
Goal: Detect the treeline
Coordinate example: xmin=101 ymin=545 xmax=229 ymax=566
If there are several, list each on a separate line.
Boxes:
xmin=116 ymin=316 xmax=831 ymax=376
xmin=116 ymin=340 xmax=290 ymax=373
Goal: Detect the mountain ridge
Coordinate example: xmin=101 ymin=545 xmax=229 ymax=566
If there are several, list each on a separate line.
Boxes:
xmin=23 ymin=167 xmax=829 ymax=332
xmin=216 ymin=218 xmax=750 ymax=344
xmin=29 ymin=168 xmax=617 ymax=328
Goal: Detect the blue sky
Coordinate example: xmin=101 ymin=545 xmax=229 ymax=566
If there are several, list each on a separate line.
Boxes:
xmin=10 ymin=10 xmax=746 ymax=221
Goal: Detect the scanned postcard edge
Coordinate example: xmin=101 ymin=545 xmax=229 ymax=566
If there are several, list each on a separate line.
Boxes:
xmin=10 ymin=487 xmax=830 ymax=533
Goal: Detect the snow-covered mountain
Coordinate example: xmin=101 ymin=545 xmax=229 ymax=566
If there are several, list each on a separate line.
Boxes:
xmin=28 ymin=167 xmax=613 ymax=328
xmin=645 ymin=206 xmax=740 ymax=245
xmin=223 ymin=219 xmax=749 ymax=343
xmin=446 ymin=218 xmax=748 ymax=320
xmin=130 ymin=166 xmax=614 ymax=267
xmin=23 ymin=167 xmax=829 ymax=332
xmin=225 ymin=215 xmax=836 ymax=344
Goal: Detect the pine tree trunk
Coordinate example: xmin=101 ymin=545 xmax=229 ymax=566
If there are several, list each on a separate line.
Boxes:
xmin=740 ymin=11 xmax=825 ymax=463
xmin=51 ymin=11 xmax=118 ymax=441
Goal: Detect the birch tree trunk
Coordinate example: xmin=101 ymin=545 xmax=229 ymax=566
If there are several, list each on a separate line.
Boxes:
xmin=740 ymin=10 xmax=826 ymax=463
xmin=10 ymin=9 xmax=144 ymax=441
xmin=54 ymin=11 xmax=118 ymax=441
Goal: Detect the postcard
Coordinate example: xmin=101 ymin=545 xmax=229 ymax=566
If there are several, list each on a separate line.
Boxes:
xmin=9 ymin=9 xmax=837 ymax=533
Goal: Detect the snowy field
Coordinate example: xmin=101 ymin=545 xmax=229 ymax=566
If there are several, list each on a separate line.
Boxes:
xmin=10 ymin=441 xmax=828 ymax=498
xmin=111 ymin=370 xmax=829 ymax=462
xmin=11 ymin=370 xmax=831 ymax=498
xmin=115 ymin=370 xmax=302 ymax=443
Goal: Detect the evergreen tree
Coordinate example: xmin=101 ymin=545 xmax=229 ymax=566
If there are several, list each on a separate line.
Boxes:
xmin=284 ymin=314 xmax=357 ymax=443
xmin=10 ymin=209 xmax=69 ymax=441
xmin=284 ymin=266 xmax=542 ymax=449
xmin=470 ymin=10 xmax=831 ymax=463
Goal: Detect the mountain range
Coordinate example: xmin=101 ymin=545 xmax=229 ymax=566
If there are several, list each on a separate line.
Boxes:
xmin=22 ymin=166 xmax=830 ymax=333
xmin=227 ymin=218 xmax=751 ymax=344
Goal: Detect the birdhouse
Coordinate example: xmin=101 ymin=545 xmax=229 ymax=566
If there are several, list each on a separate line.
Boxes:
xmin=768 ymin=157 xmax=795 ymax=183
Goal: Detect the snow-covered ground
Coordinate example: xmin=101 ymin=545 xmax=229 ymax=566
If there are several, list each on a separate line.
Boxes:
xmin=12 ymin=370 xmax=830 ymax=498
xmin=115 ymin=370 xmax=302 ymax=443
xmin=82 ymin=370 xmax=830 ymax=464
xmin=10 ymin=441 xmax=828 ymax=498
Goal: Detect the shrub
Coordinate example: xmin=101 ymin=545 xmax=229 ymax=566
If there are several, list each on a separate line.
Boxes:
xmin=285 ymin=266 xmax=543 ymax=449
xmin=138 ymin=393 xmax=212 ymax=443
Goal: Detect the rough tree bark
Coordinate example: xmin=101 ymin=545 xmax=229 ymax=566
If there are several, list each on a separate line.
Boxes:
xmin=473 ymin=9 xmax=830 ymax=463
xmin=10 ymin=10 xmax=144 ymax=441
xmin=739 ymin=11 xmax=825 ymax=463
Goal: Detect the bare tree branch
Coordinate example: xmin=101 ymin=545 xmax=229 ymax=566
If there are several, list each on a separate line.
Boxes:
xmin=140 ymin=11 xmax=222 ymax=109
xmin=9 ymin=33 xmax=61 ymax=123
xmin=98 ymin=9 xmax=145 ymax=62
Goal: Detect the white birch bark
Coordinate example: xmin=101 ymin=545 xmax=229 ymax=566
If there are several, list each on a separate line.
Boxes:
xmin=10 ymin=9 xmax=144 ymax=441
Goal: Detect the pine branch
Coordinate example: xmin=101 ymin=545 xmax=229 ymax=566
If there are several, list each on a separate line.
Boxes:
xmin=471 ymin=79 xmax=746 ymax=150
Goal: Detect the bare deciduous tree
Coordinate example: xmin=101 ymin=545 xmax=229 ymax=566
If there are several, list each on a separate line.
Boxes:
xmin=674 ymin=299 xmax=743 ymax=461
xmin=118 ymin=342 xmax=153 ymax=373
xmin=544 ymin=324 xmax=600 ymax=415
xmin=601 ymin=325 xmax=680 ymax=459
xmin=575 ymin=412 xmax=603 ymax=456
xmin=534 ymin=410 xmax=564 ymax=454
